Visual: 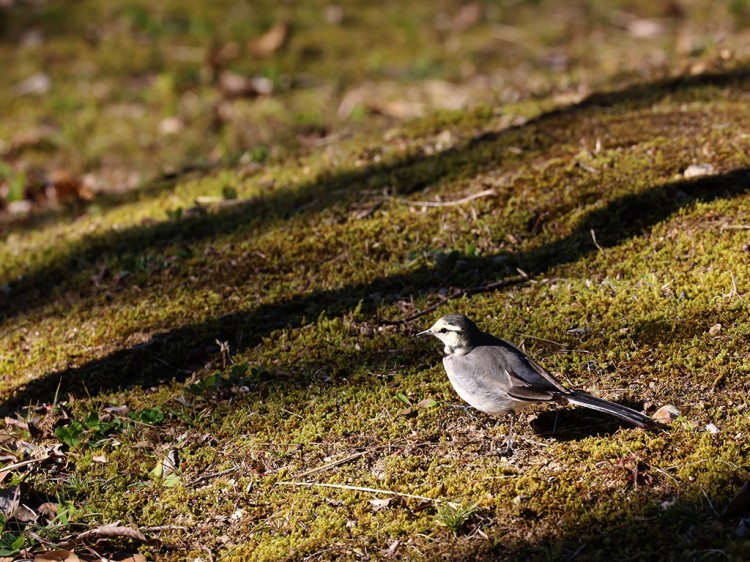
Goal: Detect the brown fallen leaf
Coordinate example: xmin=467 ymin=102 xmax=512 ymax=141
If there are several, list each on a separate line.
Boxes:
xmin=34 ymin=550 xmax=80 ymax=562
xmin=249 ymin=22 xmax=288 ymax=57
xmin=38 ymin=502 xmax=58 ymax=519
xmin=48 ymin=169 xmax=93 ymax=203
xmin=370 ymin=497 xmax=393 ymax=511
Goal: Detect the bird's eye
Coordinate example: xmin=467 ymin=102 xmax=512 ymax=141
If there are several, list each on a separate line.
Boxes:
xmin=439 ymin=328 xmax=448 ymax=334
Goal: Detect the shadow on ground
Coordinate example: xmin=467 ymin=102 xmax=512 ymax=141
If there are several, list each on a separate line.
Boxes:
xmin=447 ymin=487 xmax=748 ymax=560
xmin=2 ymin=68 xmax=750 ymax=414
xmin=2 ymin=66 xmax=749 ymax=320
xmin=3 ymin=163 xmax=748 ymax=414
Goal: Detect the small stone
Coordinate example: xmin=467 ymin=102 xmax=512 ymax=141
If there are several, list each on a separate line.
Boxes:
xmin=706 ymin=423 xmax=720 ymax=434
xmin=652 ymin=404 xmax=681 ymax=424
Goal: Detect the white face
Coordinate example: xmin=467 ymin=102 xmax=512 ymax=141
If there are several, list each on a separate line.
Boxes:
xmin=422 ymin=317 xmax=469 ymax=355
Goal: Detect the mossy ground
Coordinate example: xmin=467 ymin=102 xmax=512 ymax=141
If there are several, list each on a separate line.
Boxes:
xmin=2 ymin=1 xmax=750 ymax=561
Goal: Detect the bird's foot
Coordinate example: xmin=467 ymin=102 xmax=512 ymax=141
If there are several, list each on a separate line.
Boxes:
xmin=447 ymin=403 xmax=478 ymax=419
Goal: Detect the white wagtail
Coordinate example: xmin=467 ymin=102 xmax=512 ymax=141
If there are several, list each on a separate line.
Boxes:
xmin=418 ymin=314 xmax=655 ymax=452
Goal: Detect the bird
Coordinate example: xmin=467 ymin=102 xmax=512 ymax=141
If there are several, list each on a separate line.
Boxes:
xmin=417 ymin=314 xmax=655 ymax=452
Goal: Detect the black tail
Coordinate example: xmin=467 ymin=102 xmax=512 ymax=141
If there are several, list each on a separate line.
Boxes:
xmin=566 ymin=391 xmax=654 ymax=429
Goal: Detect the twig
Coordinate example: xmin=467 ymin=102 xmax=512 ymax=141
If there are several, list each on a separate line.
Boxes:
xmin=25 ymin=530 xmax=63 ymax=548
xmin=407 ymin=188 xmax=496 ymax=208
xmin=139 ymin=525 xmax=190 ymax=532
xmin=276 ymin=481 xmax=441 ymax=503
xmin=189 ymin=467 xmax=239 ymax=487
xmin=194 ymin=196 xmax=254 ymax=209
xmin=354 ymin=200 xmax=383 ymax=220
xmin=1 ymin=456 xmax=51 ymax=472
xmin=397 ymin=276 xmax=529 ymax=324
xmin=590 ymin=229 xmax=604 ymax=252
xmin=56 ymin=522 xmax=148 ymax=549
xmin=294 ymin=441 xmax=435 ymax=479
xmin=294 ymin=451 xmax=369 ymax=479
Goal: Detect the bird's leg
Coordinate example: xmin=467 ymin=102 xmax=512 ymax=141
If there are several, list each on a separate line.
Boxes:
xmin=502 ymin=412 xmax=516 ymax=455
xmin=447 ymin=403 xmax=477 ymax=419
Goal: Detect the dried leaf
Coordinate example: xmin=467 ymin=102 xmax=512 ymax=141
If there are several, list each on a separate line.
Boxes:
xmin=4 ymin=417 xmax=29 ymax=430
xmin=721 ymin=481 xmax=750 ymax=520
xmin=49 ymin=169 xmax=93 ymax=203
xmin=13 ymin=502 xmax=37 ymax=523
xmin=383 ymin=539 xmax=400 ymax=557
xmin=249 ymin=22 xmax=288 ymax=57
xmin=38 ymin=502 xmax=58 ymax=519
xmin=34 ymin=550 xmax=80 ymax=562
xmin=370 ymin=498 xmax=392 ymax=511
xmin=57 ymin=522 xmax=147 ymax=549
xmin=162 ymin=449 xmax=179 ymax=476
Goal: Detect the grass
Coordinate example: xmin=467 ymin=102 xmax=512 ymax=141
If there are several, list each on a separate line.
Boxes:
xmin=2 ymin=1 xmax=750 ymax=561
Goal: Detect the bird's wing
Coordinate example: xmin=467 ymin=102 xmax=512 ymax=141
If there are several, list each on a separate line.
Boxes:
xmin=505 ymin=369 xmax=560 ymax=402
xmin=524 ymin=355 xmax=572 ymax=395
xmin=481 ymin=335 xmax=572 ymax=395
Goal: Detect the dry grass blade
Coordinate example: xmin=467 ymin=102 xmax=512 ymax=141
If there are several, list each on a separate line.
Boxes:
xmin=293 ymin=451 xmax=369 ymax=479
xmin=407 ymin=188 xmax=496 ymax=207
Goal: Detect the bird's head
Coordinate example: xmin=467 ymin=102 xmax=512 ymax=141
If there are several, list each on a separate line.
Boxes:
xmin=417 ymin=314 xmax=479 ymax=356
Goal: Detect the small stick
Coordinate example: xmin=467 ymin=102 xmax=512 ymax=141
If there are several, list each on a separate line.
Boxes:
xmin=1 ymin=457 xmax=49 ymax=472
xmin=140 ymin=525 xmax=190 ymax=532
xmin=189 ymin=467 xmax=238 ymax=486
xmin=56 ymin=522 xmax=147 ymax=549
xmin=590 ymin=229 xmax=604 ymax=252
xmin=408 ymin=188 xmax=496 ymax=208
xmin=276 ymin=481 xmax=441 ymax=503
xmin=294 ymin=451 xmax=369 ymax=479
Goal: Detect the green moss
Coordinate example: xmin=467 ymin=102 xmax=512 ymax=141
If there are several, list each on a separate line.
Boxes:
xmin=3 ymin=1 xmax=750 ymax=560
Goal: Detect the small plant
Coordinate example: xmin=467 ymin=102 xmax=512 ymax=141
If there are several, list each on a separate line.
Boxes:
xmin=434 ymin=501 xmax=479 ymax=536
xmin=0 ymin=514 xmax=24 ymax=557
xmin=53 ymin=407 xmax=163 ymax=448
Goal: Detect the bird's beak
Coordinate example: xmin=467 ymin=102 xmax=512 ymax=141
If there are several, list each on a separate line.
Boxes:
xmin=416 ymin=328 xmax=432 ymax=337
